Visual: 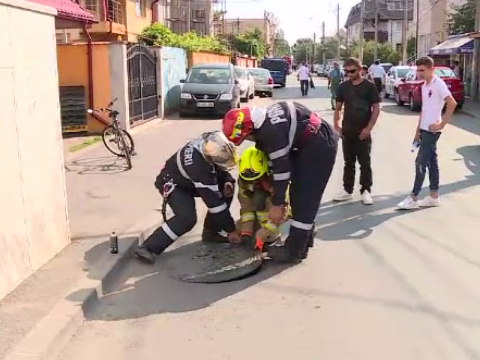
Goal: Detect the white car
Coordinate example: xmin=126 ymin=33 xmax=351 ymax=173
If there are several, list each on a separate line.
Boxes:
xmin=384 ymin=65 xmax=413 ymax=99
xmin=235 ymin=67 xmax=255 ymax=102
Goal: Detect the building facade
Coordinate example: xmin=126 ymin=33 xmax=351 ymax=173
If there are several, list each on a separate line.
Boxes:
xmin=345 ymin=0 xmax=414 ymax=50
xmin=166 ymin=0 xmax=214 ymax=36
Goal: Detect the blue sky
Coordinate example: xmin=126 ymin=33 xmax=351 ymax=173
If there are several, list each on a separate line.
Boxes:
xmin=224 ymin=0 xmax=359 ymax=45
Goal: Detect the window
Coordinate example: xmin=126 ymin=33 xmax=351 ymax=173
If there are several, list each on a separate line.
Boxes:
xmin=186 ymin=68 xmax=232 ymax=84
xmin=135 ymin=0 xmax=146 ymax=17
xmin=194 ymin=9 xmax=205 ymax=19
xmin=387 ymin=1 xmax=402 ymax=10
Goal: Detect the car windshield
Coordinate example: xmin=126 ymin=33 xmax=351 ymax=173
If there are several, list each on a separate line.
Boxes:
xmin=186 ymin=68 xmax=231 ymax=84
xmin=235 ymin=68 xmax=246 ymax=79
xmin=249 ymin=69 xmax=269 ymax=79
xmin=435 ymin=68 xmax=456 ymax=78
xmin=397 ymin=68 xmax=410 ymax=78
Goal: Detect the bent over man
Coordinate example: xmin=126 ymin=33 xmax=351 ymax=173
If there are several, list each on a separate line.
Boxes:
xmin=223 ymin=102 xmax=338 ymax=263
xmin=135 ymin=131 xmax=240 ymax=264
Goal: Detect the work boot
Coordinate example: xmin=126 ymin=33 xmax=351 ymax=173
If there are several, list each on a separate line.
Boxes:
xmin=201 ymin=228 xmax=229 ymax=243
xmin=267 ymin=245 xmax=302 ymax=264
xmin=134 ymin=245 xmax=156 ymax=265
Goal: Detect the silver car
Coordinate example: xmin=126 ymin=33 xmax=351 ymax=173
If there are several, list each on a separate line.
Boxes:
xmin=384 ymin=65 xmax=413 ymax=99
xmin=248 ymin=68 xmax=273 ymax=97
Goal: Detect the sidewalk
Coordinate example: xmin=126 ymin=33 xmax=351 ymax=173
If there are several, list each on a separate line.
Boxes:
xmin=461 ymin=99 xmax=480 ymax=120
xmin=0 ymin=118 xmax=223 ymax=360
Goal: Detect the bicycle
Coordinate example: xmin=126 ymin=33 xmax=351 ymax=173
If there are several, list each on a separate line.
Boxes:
xmin=87 ymin=98 xmax=134 ymax=170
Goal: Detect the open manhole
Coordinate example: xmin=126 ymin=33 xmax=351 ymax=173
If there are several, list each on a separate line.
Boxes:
xmin=163 ymin=241 xmax=263 ymax=283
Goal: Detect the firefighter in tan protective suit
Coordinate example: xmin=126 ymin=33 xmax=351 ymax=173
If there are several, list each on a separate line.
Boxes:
xmin=237 ymin=146 xmax=291 ymax=251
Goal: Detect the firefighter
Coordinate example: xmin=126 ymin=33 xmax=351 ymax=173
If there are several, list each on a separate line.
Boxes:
xmin=222 ymin=102 xmax=338 ymax=263
xmin=135 ymin=131 xmax=241 ymax=264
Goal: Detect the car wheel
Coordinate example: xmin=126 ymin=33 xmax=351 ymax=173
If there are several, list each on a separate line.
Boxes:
xmin=267 ymin=92 xmax=273 ymax=97
xmin=384 ymin=89 xmax=390 ymax=99
xmin=179 ymin=111 xmax=187 ymax=118
xmin=395 ymin=89 xmax=404 ymax=106
xmin=456 ymin=101 xmax=464 ymax=110
xmin=249 ymin=90 xmax=254 ymax=99
xmin=409 ymin=94 xmax=421 ymax=112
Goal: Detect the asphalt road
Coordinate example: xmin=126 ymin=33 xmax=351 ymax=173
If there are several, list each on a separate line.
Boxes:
xmin=59 ymin=76 xmax=480 ymax=360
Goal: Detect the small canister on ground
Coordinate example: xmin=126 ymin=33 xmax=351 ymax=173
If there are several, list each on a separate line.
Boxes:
xmin=110 ymin=232 xmax=119 ymax=254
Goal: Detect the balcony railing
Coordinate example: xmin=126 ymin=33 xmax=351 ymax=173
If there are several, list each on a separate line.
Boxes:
xmin=83 ymin=0 xmax=125 ymax=24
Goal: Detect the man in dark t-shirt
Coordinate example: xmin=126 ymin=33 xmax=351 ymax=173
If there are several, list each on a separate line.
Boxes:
xmin=333 ymin=57 xmax=380 ymax=205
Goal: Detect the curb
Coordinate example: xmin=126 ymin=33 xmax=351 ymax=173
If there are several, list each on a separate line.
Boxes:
xmin=3 ymin=221 xmax=160 ymax=360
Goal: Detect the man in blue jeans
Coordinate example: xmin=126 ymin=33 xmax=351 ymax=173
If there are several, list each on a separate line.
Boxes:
xmin=397 ymin=56 xmax=457 ymax=210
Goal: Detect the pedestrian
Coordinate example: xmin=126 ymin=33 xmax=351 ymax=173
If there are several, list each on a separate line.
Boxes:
xmin=222 ymin=101 xmax=338 ymax=263
xmin=368 ymin=59 xmax=386 ymax=96
xmin=134 ymin=131 xmax=241 ymax=264
xmin=328 ymin=61 xmax=344 ymax=110
xmin=397 ymin=56 xmax=457 ymax=210
xmin=333 ymin=57 xmax=380 ymax=205
xmin=362 ymin=65 xmax=373 ymax=82
xmin=297 ymin=62 xmax=312 ymax=96
xmin=452 ymin=60 xmax=462 ymax=80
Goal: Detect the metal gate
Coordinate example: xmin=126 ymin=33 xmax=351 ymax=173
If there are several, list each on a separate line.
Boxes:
xmin=127 ymin=44 xmax=158 ymax=124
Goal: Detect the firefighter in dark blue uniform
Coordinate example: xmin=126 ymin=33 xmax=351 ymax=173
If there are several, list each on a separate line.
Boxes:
xmin=135 ymin=131 xmax=240 ymax=264
xmin=222 ymin=102 xmax=338 ymax=263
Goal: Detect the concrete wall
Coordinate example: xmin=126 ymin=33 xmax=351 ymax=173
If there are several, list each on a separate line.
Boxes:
xmin=0 ymin=0 xmax=70 ymax=301
xmin=188 ymin=51 xmax=230 ymax=67
xmin=161 ymin=46 xmax=187 ymax=115
xmin=125 ymin=0 xmax=154 ymax=42
xmin=235 ymin=56 xmax=257 ymax=68
xmin=56 ymin=43 xmax=129 ymax=133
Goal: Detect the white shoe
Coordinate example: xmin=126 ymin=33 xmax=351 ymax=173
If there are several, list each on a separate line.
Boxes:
xmin=418 ymin=195 xmax=441 ymax=207
xmin=334 ymin=189 xmax=354 ymax=202
xmin=361 ymin=191 xmax=373 ymax=205
xmin=397 ymin=196 xmax=418 ymax=210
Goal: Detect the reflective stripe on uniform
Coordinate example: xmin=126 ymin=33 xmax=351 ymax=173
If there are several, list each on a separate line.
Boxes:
xmin=162 ymin=223 xmax=179 ymax=240
xmin=241 ymin=212 xmax=256 ymax=222
xmin=176 ymin=150 xmax=191 ymax=180
xmin=269 ymin=146 xmax=290 ymax=160
xmin=264 ymin=221 xmax=278 ymax=232
xmin=286 ymin=101 xmax=297 ymax=148
xmin=273 ymin=172 xmax=290 ymax=181
xmin=290 ymin=220 xmax=313 ymax=231
xmin=256 ymin=211 xmax=268 ymax=221
xmin=208 ymin=203 xmax=228 ymax=214
xmin=193 ymin=182 xmax=219 ymax=192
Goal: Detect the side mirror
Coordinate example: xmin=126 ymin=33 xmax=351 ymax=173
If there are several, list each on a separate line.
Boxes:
xmin=180 ymin=79 xmax=186 ymax=83
xmin=400 ymin=78 xmax=406 ymax=82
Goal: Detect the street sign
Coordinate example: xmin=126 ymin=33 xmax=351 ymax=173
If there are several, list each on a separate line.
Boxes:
xmin=164 ymin=241 xmax=263 ymax=283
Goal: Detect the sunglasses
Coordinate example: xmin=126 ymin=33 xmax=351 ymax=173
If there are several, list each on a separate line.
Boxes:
xmin=344 ymin=68 xmax=359 ymax=74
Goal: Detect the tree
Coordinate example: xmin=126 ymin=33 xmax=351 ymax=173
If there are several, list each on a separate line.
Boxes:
xmin=273 ymin=29 xmax=291 ymax=57
xmin=347 ymin=41 xmax=401 ymax=65
xmin=407 ymin=37 xmax=416 ymax=58
xmin=447 ymin=0 xmax=476 ymax=35
xmin=230 ymin=28 xmax=267 ymax=58
xmin=292 ymin=36 xmax=350 ymax=64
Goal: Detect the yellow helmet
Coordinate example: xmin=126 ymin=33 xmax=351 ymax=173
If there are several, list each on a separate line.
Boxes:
xmin=239 ymin=146 xmax=269 ymax=181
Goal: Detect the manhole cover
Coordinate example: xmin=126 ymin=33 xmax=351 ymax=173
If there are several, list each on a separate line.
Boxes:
xmin=164 ymin=241 xmax=263 ymax=283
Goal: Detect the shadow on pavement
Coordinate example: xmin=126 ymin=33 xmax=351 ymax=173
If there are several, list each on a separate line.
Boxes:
xmin=380 ymin=101 xmax=418 ymax=116
xmin=315 ymin=145 xmax=480 ymax=242
xmin=64 ymin=156 xmax=130 ymax=175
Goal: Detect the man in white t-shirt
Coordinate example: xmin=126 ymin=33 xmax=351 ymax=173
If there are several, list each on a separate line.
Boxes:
xmin=397 ymin=56 xmax=457 ymax=210
xmin=368 ymin=60 xmax=386 ymax=95
xmin=297 ymin=62 xmax=311 ymax=96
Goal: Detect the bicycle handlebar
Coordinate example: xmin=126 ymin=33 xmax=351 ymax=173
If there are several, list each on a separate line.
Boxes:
xmin=87 ymin=98 xmax=119 ymax=116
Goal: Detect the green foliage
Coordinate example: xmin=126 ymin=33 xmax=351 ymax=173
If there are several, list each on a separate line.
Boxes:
xmin=447 ymin=0 xmax=476 ymax=35
xmin=141 ymin=23 xmax=228 ymax=54
xmin=407 ymin=37 xmax=416 ymax=58
xmin=230 ymin=28 xmax=267 ymax=58
xmin=347 ymin=41 xmax=401 ymax=65
xmin=292 ymin=37 xmax=348 ymax=64
xmin=273 ymin=30 xmax=291 ymax=57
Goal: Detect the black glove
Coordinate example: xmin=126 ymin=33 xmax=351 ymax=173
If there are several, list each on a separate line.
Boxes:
xmin=240 ymin=234 xmax=254 ymax=247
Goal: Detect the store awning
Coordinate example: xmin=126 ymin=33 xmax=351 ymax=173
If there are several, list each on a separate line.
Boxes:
xmin=27 ymin=0 xmax=94 ymax=22
xmin=429 ymin=34 xmax=474 ymax=56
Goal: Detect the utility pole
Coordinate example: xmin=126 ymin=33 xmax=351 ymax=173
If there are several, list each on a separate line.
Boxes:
xmin=313 ymin=32 xmax=316 ymax=64
xmin=187 ymin=0 xmax=191 ymax=32
xmin=402 ymin=0 xmax=408 ymax=63
xmin=359 ymin=0 xmax=364 ymax=63
xmin=322 ymin=21 xmax=326 ymax=66
xmin=470 ymin=0 xmax=480 ymax=100
xmin=415 ymin=0 xmax=420 ymax=58
xmin=337 ymin=3 xmax=341 ymax=59
xmin=374 ymin=0 xmax=378 ymax=60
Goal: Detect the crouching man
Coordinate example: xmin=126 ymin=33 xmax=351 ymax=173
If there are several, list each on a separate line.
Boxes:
xmin=135 ymin=131 xmax=241 ymax=264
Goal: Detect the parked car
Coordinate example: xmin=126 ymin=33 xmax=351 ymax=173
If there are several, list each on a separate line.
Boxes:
xmin=380 ymin=62 xmax=393 ymax=73
xmin=396 ymin=66 xmax=465 ymax=111
xmin=179 ymin=63 xmax=241 ymax=117
xmin=384 ymin=65 xmax=413 ymax=99
xmin=235 ymin=67 xmax=255 ymax=102
xmin=248 ymin=68 xmax=273 ymax=97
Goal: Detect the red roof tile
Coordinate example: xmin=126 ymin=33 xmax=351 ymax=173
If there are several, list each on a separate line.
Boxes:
xmin=27 ymin=0 xmax=95 ymax=22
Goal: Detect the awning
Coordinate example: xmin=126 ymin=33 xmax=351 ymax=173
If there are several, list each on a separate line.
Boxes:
xmin=429 ymin=34 xmax=474 ymax=55
xmin=27 ymin=0 xmax=95 ymax=22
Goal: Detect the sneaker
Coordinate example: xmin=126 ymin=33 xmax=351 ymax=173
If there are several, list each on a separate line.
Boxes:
xmin=418 ymin=195 xmax=441 ymax=207
xmin=397 ymin=196 xmax=418 ymax=210
xmin=334 ymin=189 xmax=354 ymax=202
xmin=361 ymin=191 xmax=373 ymax=205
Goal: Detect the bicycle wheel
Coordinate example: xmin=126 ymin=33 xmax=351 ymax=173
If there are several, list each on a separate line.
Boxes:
xmin=118 ymin=131 xmax=133 ymax=170
xmin=102 ymin=126 xmax=135 ymax=157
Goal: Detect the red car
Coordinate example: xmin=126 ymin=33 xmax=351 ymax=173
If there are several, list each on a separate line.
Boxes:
xmin=395 ymin=66 xmax=464 ymax=111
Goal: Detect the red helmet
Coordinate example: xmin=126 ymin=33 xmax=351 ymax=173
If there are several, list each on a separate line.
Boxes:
xmin=222 ymin=107 xmax=253 ymax=145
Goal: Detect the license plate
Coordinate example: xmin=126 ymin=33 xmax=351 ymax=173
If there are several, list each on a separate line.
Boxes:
xmin=197 ymin=102 xmax=214 ymax=108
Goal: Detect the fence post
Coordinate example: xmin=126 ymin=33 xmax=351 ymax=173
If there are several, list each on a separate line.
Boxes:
xmin=108 ymin=42 xmax=130 ymax=130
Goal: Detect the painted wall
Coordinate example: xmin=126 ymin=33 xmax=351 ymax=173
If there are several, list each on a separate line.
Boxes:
xmin=126 ymin=0 xmax=153 ymax=42
xmin=0 ymin=0 xmax=70 ymax=300
xmin=161 ymin=46 xmax=187 ymax=115
xmin=235 ymin=56 xmax=257 ymax=68
xmin=57 ymin=43 xmax=128 ymax=133
xmin=188 ymin=51 xmax=230 ymax=68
